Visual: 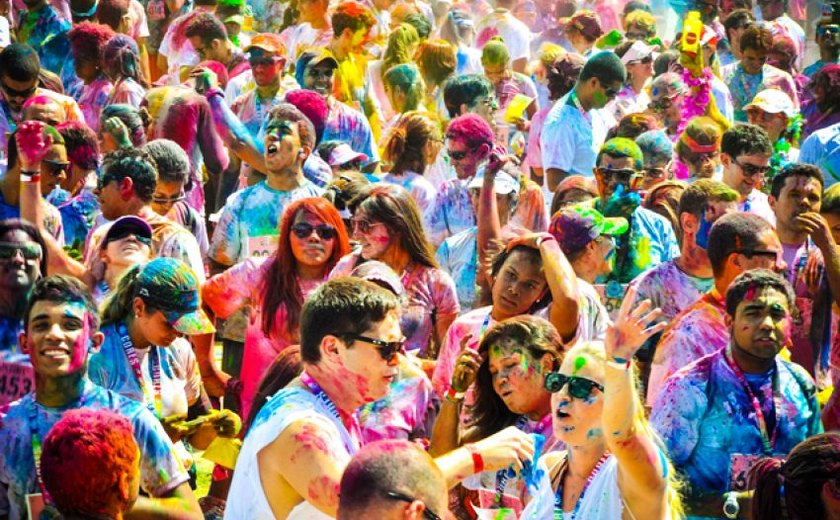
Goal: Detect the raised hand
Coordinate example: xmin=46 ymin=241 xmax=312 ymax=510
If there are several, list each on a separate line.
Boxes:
xmin=191 ymin=67 xmax=220 ymax=96
xmin=451 ymin=333 xmax=481 ymax=393
xmin=15 ymin=120 xmax=52 ymax=171
xmin=103 ymin=117 xmax=132 ymax=149
xmin=470 ymin=425 xmax=536 ymax=474
xmin=605 ymin=285 xmax=666 ymax=362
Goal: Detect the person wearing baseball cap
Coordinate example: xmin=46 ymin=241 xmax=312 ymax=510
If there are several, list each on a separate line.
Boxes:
xmin=745 ymin=88 xmax=799 ymax=146
xmin=610 ymin=39 xmax=656 ymax=120
xmin=231 ymin=34 xmax=288 ymax=137
xmin=549 ymin=205 xmax=628 ymax=284
xmin=98 ymin=215 xmax=153 ymax=299
xmin=91 ymin=257 xmax=240 ymax=468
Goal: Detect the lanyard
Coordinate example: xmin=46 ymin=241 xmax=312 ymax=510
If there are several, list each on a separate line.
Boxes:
xmin=723 ymin=345 xmax=781 ymax=456
xmin=479 ymin=312 xmax=492 ymax=341
xmin=494 ymin=415 xmax=529 ymax=504
xmin=568 ymin=91 xmax=591 ymax=125
xmin=300 ymin=371 xmax=362 ymax=447
xmin=28 ymin=403 xmax=51 ymax=501
xmin=118 ymin=322 xmax=162 ymax=418
xmin=553 ymin=452 xmax=612 ymax=517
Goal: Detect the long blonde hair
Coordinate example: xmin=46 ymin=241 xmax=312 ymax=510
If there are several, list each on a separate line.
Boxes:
xmin=566 ymin=341 xmax=685 ymax=519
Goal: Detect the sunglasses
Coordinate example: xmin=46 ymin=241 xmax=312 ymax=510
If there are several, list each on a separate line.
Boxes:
xmin=628 ymin=55 xmax=653 ymax=65
xmin=43 ymin=159 xmax=70 ymax=178
xmin=447 ymin=149 xmax=471 ymax=161
xmin=350 ymin=217 xmax=385 ymax=234
xmin=96 ymin=173 xmax=119 ymax=190
xmin=345 ymin=334 xmax=405 ymax=362
xmin=544 ymin=372 xmax=604 ymax=399
xmin=291 ymin=222 xmax=337 ymax=240
xmin=0 ymin=81 xmax=37 ymax=99
xmin=734 ymin=159 xmax=770 ymax=178
xmin=643 ymin=167 xmax=668 ymax=179
xmin=384 ymin=491 xmax=442 ymax=520
xmin=249 ymin=55 xmax=283 ymax=67
xmin=107 ymin=230 xmax=152 ymax=247
xmin=152 ymin=193 xmax=186 ymax=205
xmin=0 ymin=241 xmax=43 ymax=261
xmin=734 ymin=248 xmax=779 ymax=260
xmin=649 ymin=96 xmax=677 ymax=112
xmin=596 ymin=167 xmax=638 ymax=183
xmin=817 ymin=25 xmax=840 ymax=36
xmin=599 ymin=81 xmax=621 ymax=98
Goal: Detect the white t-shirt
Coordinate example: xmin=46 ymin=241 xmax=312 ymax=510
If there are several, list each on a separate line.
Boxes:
xmin=540 ymin=91 xmax=616 ymax=176
xmin=382 ymin=171 xmax=437 ymax=213
xmin=475 ymin=9 xmax=532 ymax=62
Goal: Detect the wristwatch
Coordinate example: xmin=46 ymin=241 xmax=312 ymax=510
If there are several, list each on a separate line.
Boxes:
xmin=723 ymin=492 xmax=740 ymax=519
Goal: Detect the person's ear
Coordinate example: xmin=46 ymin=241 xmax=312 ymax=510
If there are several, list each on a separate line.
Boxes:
xmin=824 ymin=479 xmax=840 ymax=501
xmin=321 ymin=334 xmax=342 ymax=362
xmin=720 ymin=152 xmax=732 ymax=168
xmin=681 ymin=211 xmax=699 ymax=235
xmin=724 ymin=312 xmax=732 ymax=330
xmin=89 ymin=330 xmax=105 ymax=355
xmin=403 ymin=499 xmax=427 ymax=520
xmin=769 ymin=194 xmax=777 ymax=210
xmin=540 ymin=352 xmax=555 ymax=373
xmin=118 ymin=177 xmax=135 ymax=200
xmin=132 ymin=296 xmax=145 ymax=319
xmin=19 ymin=332 xmax=30 ymax=355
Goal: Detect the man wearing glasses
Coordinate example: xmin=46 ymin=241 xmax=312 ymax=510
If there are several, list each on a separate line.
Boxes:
xmin=646 ymin=212 xmax=785 ymax=406
xmin=540 ymin=51 xmax=624 ymax=192
xmin=720 ymin=123 xmax=776 ymax=226
xmin=227 ymin=278 xmax=535 ymax=519
xmin=803 ymin=16 xmax=840 ymax=77
xmin=184 ymin=12 xmax=249 ymax=80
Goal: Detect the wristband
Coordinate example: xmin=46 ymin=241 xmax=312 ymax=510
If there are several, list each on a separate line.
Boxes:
xmin=20 ymin=171 xmax=41 ymax=183
xmin=465 ymin=443 xmax=484 ymax=473
xmin=723 ymin=492 xmax=740 ymax=519
xmin=445 ymin=386 xmax=464 ymax=403
xmin=205 ymin=87 xmax=224 ymax=100
xmin=535 ymin=234 xmax=555 ymax=249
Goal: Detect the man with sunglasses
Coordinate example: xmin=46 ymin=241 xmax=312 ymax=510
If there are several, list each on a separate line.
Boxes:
xmin=646 ymin=212 xmax=785 ymax=406
xmin=338 ymin=439 xmax=447 ymax=520
xmin=720 ymin=123 xmax=777 ymax=226
xmin=541 ymin=51 xmax=624 ymax=192
xmin=230 ymin=34 xmax=288 ymax=139
xmin=591 ymin=137 xmax=679 ymax=284
xmin=228 ymin=278 xmax=535 ymax=519
xmin=769 ymin=164 xmax=840 ymax=387
xmin=652 ymin=269 xmax=822 ymax=520
xmin=803 ymin=17 xmax=840 ymax=77
xmin=0 ymin=44 xmax=83 ymax=163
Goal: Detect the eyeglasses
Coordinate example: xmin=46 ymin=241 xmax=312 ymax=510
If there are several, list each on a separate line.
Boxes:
xmin=649 ymin=96 xmax=677 ymax=112
xmin=643 ymin=167 xmax=668 ymax=179
xmin=595 ymin=167 xmax=638 ymax=183
xmin=194 ymin=43 xmax=212 ymax=59
xmin=350 ymin=217 xmax=385 ymax=234
xmin=817 ymin=25 xmax=840 ymax=37
xmin=249 ymin=55 xmax=283 ymax=67
xmin=106 ymin=231 xmax=152 ymax=247
xmin=96 ymin=173 xmax=119 ymax=190
xmin=307 ymin=67 xmax=335 ymax=79
xmin=447 ymin=149 xmax=472 ymax=161
xmin=628 ymin=55 xmax=653 ymax=65
xmin=291 ymin=222 xmax=338 ymax=240
xmin=0 ymin=241 xmax=43 ymax=261
xmin=734 ymin=248 xmax=780 ymax=260
xmin=384 ymin=491 xmax=442 ymax=520
xmin=152 ymin=193 xmax=186 ymax=205
xmin=599 ymin=80 xmax=621 ymax=98
xmin=43 ymin=159 xmax=70 ymax=178
xmin=544 ymin=372 xmax=604 ymax=399
xmin=0 ymin=80 xmax=37 ymax=100
xmin=734 ymin=158 xmax=771 ymax=178
xmin=345 ymin=334 xmax=406 ymax=362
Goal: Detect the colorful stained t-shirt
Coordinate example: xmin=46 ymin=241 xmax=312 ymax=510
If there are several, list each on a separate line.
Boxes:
xmin=58 ymin=184 xmax=100 ymax=253
xmin=0 ymin=189 xmax=64 ymax=245
xmin=740 ymin=189 xmax=776 ymax=227
xmin=330 ymin=252 xmax=460 ymax=357
xmin=208 ymin=180 xmax=322 ymax=267
xmin=16 ymin=5 xmax=70 ymax=74
xmin=227 ymin=386 xmax=356 ymax=520
xmin=202 ymin=257 xmax=324 ymax=421
xmin=606 ymin=82 xmax=651 ymax=122
xmin=540 ymin=91 xmax=616 ymax=176
xmin=426 ymin=177 xmax=475 ymax=247
xmin=651 ymin=348 xmax=822 ymax=504
xmin=108 ymin=77 xmax=146 ymax=108
xmin=232 ymin=88 xmax=286 ymax=139
xmin=359 ymin=355 xmax=439 ymax=443
xmin=436 ymin=226 xmax=479 ymax=310
xmin=800 ymin=122 xmax=840 ymax=188
xmin=76 ymin=76 xmax=113 ymax=134
xmin=382 ymin=171 xmax=437 ymax=214
xmin=594 ymin=202 xmax=680 ymax=284
xmin=143 ymin=86 xmax=230 ymax=215
xmin=647 ymin=289 xmax=727 ymax=407
xmin=323 ymin=97 xmax=380 ymax=167
xmin=89 ymin=323 xmax=203 ymax=418
xmin=83 ymin=212 xmax=205 ymax=283
xmin=0 ymin=316 xmax=21 ymax=352
xmin=0 ymin=379 xmax=188 ymax=519
xmin=723 ymin=63 xmax=800 ymax=123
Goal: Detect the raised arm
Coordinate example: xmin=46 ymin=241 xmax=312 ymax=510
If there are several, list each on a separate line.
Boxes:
xmin=602 ymin=285 xmax=669 ymax=515
xmin=476 ymin=147 xmax=508 ymax=288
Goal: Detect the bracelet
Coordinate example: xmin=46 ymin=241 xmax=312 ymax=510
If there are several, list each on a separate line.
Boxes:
xmin=445 ymin=386 xmax=464 ymax=403
xmin=20 ymin=171 xmax=41 ymax=183
xmin=205 ymin=87 xmax=224 ymax=100
xmin=465 ymin=443 xmax=484 ymax=473
xmin=606 ymin=358 xmax=631 ymax=370
xmin=535 ymin=234 xmax=555 ymax=249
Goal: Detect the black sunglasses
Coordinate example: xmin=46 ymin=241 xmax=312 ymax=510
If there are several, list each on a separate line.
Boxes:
xmin=249 ymin=55 xmax=283 ymax=67
xmin=96 ymin=173 xmax=118 ymax=190
xmin=733 ymin=248 xmax=779 ymax=260
xmin=0 ymin=81 xmax=37 ymax=99
xmin=447 ymin=149 xmax=471 ymax=161
xmin=350 ymin=217 xmax=384 ymax=234
xmin=0 ymin=241 xmax=43 ymax=261
xmin=544 ymin=372 xmax=604 ymax=399
xmin=43 ymin=159 xmax=70 ymax=178
xmin=345 ymin=334 xmax=405 ymax=362
xmin=596 ymin=167 xmax=638 ymax=183
xmin=107 ymin=229 xmax=152 ymax=247
xmin=734 ymin=159 xmax=770 ymax=178
xmin=291 ymin=222 xmax=337 ymax=240
xmin=384 ymin=491 xmax=442 ymax=520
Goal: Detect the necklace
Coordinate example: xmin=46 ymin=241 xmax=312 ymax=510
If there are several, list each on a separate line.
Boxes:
xmin=118 ymin=322 xmax=162 ymax=418
xmin=554 ymin=452 xmax=612 ymax=518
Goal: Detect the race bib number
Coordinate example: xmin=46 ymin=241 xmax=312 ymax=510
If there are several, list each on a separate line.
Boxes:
xmin=247 ymin=235 xmax=278 ymax=258
xmin=729 ymin=453 xmax=764 ymax=492
xmin=475 ymin=488 xmax=522 ymax=519
xmin=0 ymin=355 xmax=35 ymax=406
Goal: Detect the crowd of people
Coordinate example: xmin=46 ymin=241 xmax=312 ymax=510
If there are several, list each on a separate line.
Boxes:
xmin=2 ymin=0 xmax=840 ymax=518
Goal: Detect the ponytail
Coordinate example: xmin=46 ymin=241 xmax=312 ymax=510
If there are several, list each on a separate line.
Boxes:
xmin=100 ymin=263 xmax=143 ymax=326
xmin=749 ymin=458 xmax=785 ymax=520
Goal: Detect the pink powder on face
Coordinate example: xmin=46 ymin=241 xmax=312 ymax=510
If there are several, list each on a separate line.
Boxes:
xmin=744 ymin=284 xmax=757 ymax=301
xmin=68 ymin=310 xmax=95 ymax=372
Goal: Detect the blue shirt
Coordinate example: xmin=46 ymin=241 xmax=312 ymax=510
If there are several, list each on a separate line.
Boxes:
xmin=426 ymin=178 xmax=475 ymax=247
xmin=651 ymin=347 xmax=822 ymax=515
xmin=436 ymin=227 xmax=478 ymax=310
xmin=0 ymin=316 xmax=21 ymax=352
xmin=800 ymin=122 xmax=840 ymax=187
xmin=15 ymin=6 xmax=70 ymax=75
xmin=58 ymin=188 xmax=99 ymax=251
xmin=0 ymin=379 xmax=188 ymax=519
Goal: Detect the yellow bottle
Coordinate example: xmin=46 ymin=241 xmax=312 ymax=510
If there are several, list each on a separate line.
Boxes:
xmin=681 ymin=11 xmax=703 ymax=59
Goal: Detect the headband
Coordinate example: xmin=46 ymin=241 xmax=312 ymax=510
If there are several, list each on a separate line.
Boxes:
xmin=681 ymin=133 xmax=718 ymax=154
xmin=71 ymin=0 xmax=99 ymax=18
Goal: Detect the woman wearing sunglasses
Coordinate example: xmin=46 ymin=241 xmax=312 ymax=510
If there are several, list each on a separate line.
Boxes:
xmin=432 ymin=315 xmax=563 ymax=517
xmin=202 ymin=197 xmax=350 ymax=420
xmin=333 ymin=184 xmax=459 ymax=359
xmin=526 ymin=286 xmax=683 ymax=519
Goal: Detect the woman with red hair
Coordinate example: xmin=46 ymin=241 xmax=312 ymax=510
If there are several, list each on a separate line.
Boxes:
xmin=203 ymin=197 xmax=351 ymax=419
